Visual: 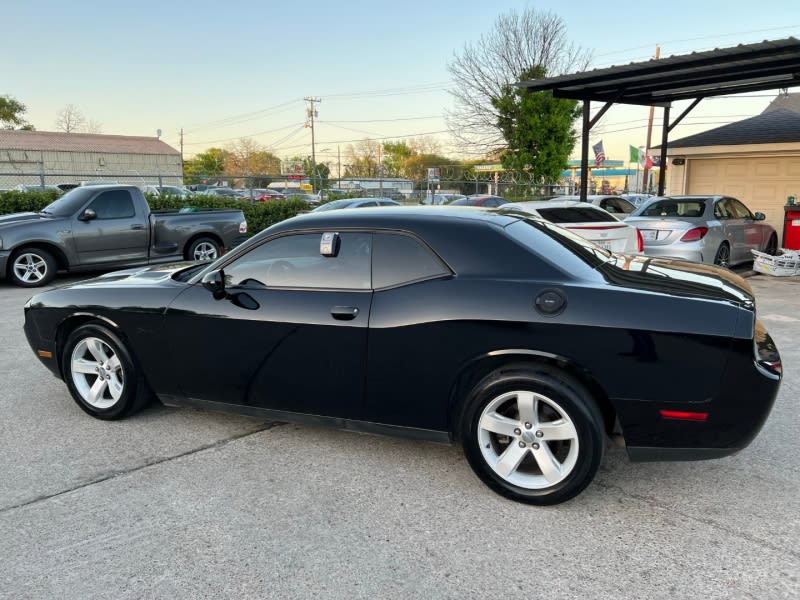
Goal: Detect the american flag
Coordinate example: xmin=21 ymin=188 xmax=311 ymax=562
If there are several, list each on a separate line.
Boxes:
xmin=592 ymin=140 xmax=606 ymax=166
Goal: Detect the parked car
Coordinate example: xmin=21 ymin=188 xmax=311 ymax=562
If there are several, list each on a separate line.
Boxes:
xmin=421 ymin=193 xmax=467 ymax=205
xmin=451 ymin=195 xmax=509 ymax=208
xmin=556 ymin=194 xmax=636 ymax=215
xmin=203 ymin=187 xmax=243 ymax=198
xmin=23 ymin=206 xmax=782 ymax=505
xmin=621 ymin=193 xmax=655 ymax=207
xmin=625 ymin=195 xmax=779 ymax=267
xmin=0 ymin=184 xmax=248 ymax=287
xmin=512 ymin=200 xmax=643 ymax=253
xmin=141 ymin=185 xmax=189 ymax=197
xmin=312 ymin=198 xmax=400 ymax=212
xmin=14 ymin=184 xmax=62 ymax=193
xmin=249 ymin=188 xmax=286 ymax=202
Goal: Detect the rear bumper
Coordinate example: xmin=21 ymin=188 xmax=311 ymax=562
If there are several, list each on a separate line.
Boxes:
xmin=641 ymin=245 xmax=704 ymax=263
xmin=615 ymin=333 xmax=781 ymax=462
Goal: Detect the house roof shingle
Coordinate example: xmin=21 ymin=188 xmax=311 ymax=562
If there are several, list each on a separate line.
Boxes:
xmin=0 ymin=130 xmax=180 ymax=155
xmin=762 ymin=92 xmax=800 ymax=114
xmin=667 ymin=108 xmax=800 ymax=148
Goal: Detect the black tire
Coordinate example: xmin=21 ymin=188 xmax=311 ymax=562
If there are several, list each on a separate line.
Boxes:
xmin=186 ymin=237 xmax=221 ymax=262
xmin=9 ymin=247 xmax=57 ymax=287
xmin=713 ymin=242 xmax=731 ymax=268
xmin=765 ymin=233 xmax=778 ymax=256
xmin=459 ymin=364 xmax=604 ymax=505
xmin=61 ymin=323 xmax=152 ymax=420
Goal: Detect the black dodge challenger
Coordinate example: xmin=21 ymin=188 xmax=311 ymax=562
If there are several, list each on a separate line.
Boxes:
xmin=23 ymin=206 xmax=782 ymax=505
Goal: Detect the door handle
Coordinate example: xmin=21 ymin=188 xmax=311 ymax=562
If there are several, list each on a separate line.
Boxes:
xmin=331 ymin=306 xmax=359 ymax=321
xmin=130 ymin=224 xmax=146 ymax=230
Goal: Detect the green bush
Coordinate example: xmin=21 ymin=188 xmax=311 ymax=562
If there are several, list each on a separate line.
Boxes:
xmin=146 ymin=193 xmax=309 ymax=236
xmin=0 ymin=190 xmax=61 ymax=214
xmin=0 ymin=190 xmax=309 ymax=237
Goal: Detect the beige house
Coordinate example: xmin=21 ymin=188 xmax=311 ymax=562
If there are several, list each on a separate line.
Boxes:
xmin=0 ymin=130 xmax=182 ymax=189
xmin=666 ymin=93 xmax=800 ymax=245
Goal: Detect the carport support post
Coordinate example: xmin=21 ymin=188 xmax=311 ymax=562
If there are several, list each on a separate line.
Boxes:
xmin=658 ymin=105 xmax=670 ymax=196
xmin=580 ymin=101 xmax=590 ymax=202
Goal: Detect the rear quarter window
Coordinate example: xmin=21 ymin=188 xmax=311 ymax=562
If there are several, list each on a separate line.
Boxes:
xmin=372 ymin=233 xmax=450 ymax=288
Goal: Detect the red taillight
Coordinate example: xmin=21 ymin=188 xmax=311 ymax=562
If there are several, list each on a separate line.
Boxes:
xmin=680 ymin=227 xmax=709 ymax=242
xmin=659 ymin=410 xmax=709 ymax=422
xmin=635 ymin=228 xmax=644 ymax=252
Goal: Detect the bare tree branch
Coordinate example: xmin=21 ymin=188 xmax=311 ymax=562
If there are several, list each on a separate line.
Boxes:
xmin=54 ymin=104 xmax=86 ymax=133
xmin=445 ymin=8 xmax=591 ymax=156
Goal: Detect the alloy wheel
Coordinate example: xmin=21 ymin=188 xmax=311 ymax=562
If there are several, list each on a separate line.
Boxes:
xmin=477 ymin=390 xmax=579 ymax=489
xmin=12 ymin=252 xmax=49 ymax=284
xmin=70 ymin=337 xmax=125 ymax=409
xmin=193 ymin=241 xmax=218 ymax=261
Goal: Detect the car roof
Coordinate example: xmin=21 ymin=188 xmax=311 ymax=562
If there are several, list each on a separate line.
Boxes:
xmin=277 ymin=205 xmax=524 ymax=232
xmin=516 ymin=199 xmax=606 ymax=210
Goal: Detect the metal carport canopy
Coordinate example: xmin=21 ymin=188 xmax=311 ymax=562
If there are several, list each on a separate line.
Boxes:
xmin=517 ymin=37 xmax=800 ymax=199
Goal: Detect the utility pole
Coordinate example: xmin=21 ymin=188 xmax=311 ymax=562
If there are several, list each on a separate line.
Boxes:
xmin=642 ymin=45 xmax=660 ymax=193
xmin=179 ymin=128 xmax=184 ymax=182
xmin=304 ymin=97 xmax=321 ymax=192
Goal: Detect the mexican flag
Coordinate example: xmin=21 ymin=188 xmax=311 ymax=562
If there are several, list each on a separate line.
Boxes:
xmin=629 ymin=145 xmax=653 ymax=168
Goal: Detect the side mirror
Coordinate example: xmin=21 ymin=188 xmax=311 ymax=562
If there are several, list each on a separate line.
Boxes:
xmin=754 ymin=212 xmax=766 ymax=221
xmin=201 ymin=269 xmax=227 ymax=300
xmin=79 ymin=208 xmax=97 ymax=221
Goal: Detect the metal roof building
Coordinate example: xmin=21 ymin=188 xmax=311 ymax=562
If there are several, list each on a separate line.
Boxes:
xmin=0 ymin=130 xmax=182 ymax=189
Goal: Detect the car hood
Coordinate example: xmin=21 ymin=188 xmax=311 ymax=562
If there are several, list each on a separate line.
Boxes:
xmin=0 ymin=211 xmax=50 ymax=228
xmin=597 ymin=254 xmax=754 ymax=305
xmin=62 ymin=262 xmax=201 ymax=289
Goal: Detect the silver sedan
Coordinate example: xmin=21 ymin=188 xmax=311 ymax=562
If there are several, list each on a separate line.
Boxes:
xmin=625 ymin=195 xmax=778 ymax=267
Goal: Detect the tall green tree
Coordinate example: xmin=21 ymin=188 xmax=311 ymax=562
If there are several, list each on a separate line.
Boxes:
xmin=183 ymin=147 xmax=229 ymax=182
xmin=1 ymin=95 xmax=35 ymax=130
xmin=302 ymin=156 xmax=330 ymax=190
xmin=492 ymin=65 xmax=581 ymax=182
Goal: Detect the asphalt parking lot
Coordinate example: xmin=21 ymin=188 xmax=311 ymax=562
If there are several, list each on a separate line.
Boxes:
xmin=1 ymin=272 xmax=798 ymax=599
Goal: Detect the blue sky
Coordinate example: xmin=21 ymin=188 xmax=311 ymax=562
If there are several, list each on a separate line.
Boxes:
xmin=3 ymin=0 xmax=799 ymax=165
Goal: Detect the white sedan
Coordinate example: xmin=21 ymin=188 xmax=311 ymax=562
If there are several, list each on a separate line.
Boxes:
xmin=513 ymin=200 xmax=643 ymax=253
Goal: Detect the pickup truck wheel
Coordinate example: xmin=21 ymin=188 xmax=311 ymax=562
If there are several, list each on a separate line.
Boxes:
xmin=187 ymin=237 xmax=220 ymax=262
xmin=9 ymin=247 xmax=57 ymax=287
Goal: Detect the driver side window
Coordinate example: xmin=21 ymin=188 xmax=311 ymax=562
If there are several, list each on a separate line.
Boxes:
xmin=223 ymin=232 xmax=372 ymax=290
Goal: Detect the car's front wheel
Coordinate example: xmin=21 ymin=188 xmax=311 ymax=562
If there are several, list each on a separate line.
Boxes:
xmin=62 ymin=323 xmax=152 ymax=420
xmin=9 ymin=247 xmax=56 ymax=287
xmin=460 ymin=365 xmax=604 ymax=505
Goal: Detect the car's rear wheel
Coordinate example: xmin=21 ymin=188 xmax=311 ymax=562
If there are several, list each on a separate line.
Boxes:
xmin=713 ymin=242 xmax=731 ymax=268
xmin=765 ymin=233 xmax=778 ymax=256
xmin=9 ymin=247 xmax=56 ymax=287
xmin=187 ymin=237 xmax=221 ymax=262
xmin=460 ymin=364 xmax=604 ymax=505
xmin=62 ymin=323 xmax=152 ymax=420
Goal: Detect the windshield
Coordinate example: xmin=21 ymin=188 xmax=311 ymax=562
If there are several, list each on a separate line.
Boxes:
xmin=536 ymin=206 xmax=618 ymax=223
xmin=313 ymin=199 xmax=353 ymax=212
xmin=638 ymin=199 xmax=706 ymax=218
xmin=504 ymin=214 xmax=612 ymax=271
xmin=40 ymin=188 xmax=95 ymax=216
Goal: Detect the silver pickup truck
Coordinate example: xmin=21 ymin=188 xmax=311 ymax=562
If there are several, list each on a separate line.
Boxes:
xmin=0 ymin=184 xmax=248 ymax=287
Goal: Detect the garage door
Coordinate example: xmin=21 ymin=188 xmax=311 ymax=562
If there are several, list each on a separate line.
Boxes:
xmin=687 ymin=156 xmax=800 ymax=245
